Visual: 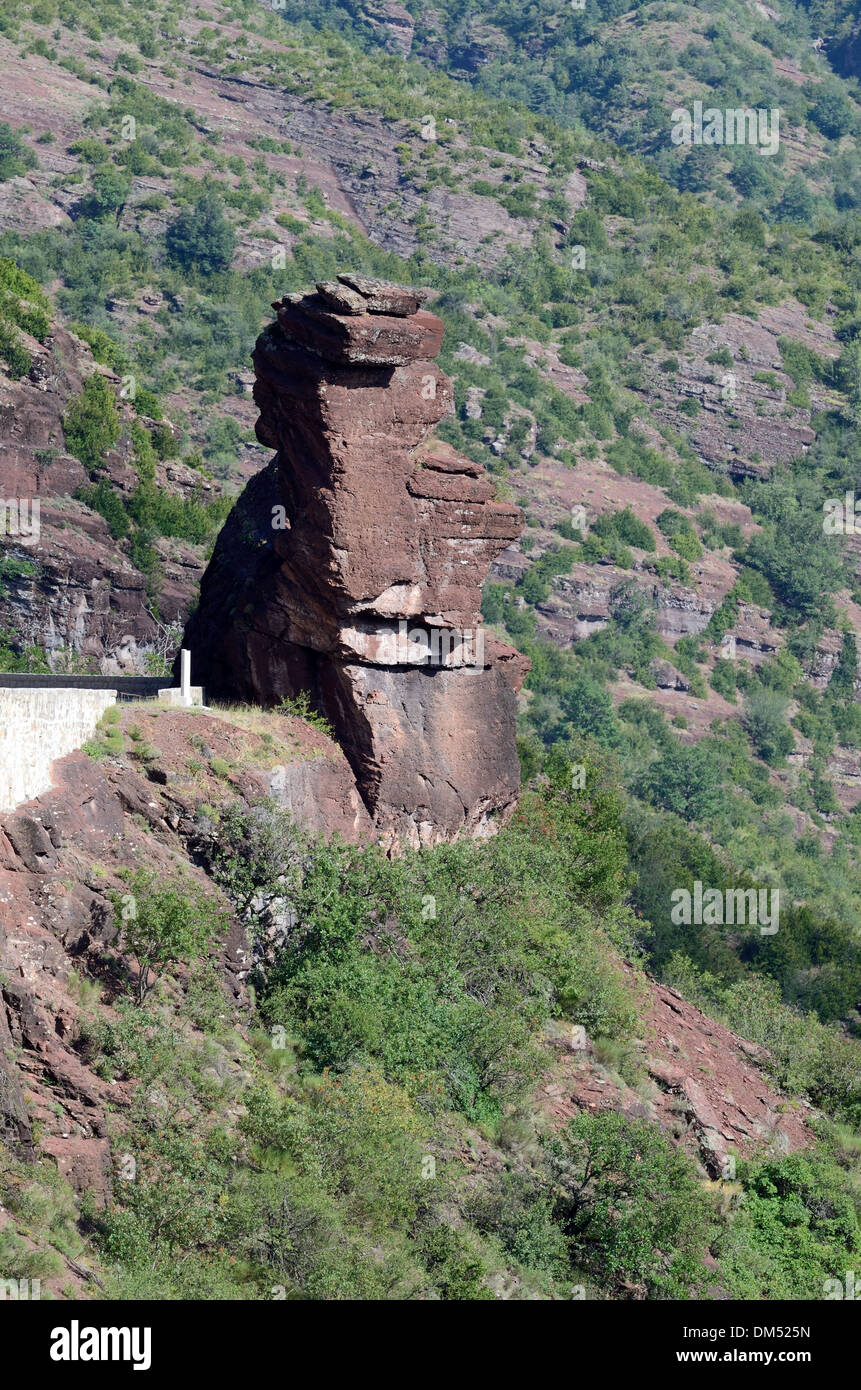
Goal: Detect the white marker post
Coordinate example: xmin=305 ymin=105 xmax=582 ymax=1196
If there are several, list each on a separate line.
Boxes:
xmin=180 ymin=648 xmax=191 ymax=707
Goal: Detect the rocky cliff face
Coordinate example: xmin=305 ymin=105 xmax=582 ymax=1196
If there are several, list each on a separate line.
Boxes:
xmin=0 ymin=321 xmax=217 ymax=670
xmin=183 ymin=275 xmax=527 ymax=847
xmin=832 ymin=24 xmax=861 ymax=79
xmin=0 ymin=700 xmax=376 ymax=1239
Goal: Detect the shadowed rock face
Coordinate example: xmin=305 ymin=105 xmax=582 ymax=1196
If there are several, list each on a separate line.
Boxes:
xmin=832 ymin=25 xmax=861 ymax=79
xmin=182 ymin=275 xmax=528 ymax=847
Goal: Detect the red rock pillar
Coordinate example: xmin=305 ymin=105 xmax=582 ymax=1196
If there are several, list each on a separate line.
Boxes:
xmin=183 ymin=275 xmax=529 ymax=846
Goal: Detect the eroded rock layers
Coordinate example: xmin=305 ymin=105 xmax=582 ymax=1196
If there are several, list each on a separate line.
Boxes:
xmin=182 ymin=275 xmax=528 ymax=845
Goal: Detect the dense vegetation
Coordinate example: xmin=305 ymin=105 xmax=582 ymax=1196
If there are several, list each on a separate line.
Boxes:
xmin=6 ymin=770 xmax=860 ymax=1301
xmin=282 ymin=0 xmax=861 ymax=211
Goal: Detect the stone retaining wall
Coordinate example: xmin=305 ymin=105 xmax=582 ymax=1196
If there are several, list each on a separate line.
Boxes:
xmin=0 ymin=687 xmax=117 ymax=811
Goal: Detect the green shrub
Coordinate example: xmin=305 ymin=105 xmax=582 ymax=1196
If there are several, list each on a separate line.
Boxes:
xmin=593 ymin=507 xmax=655 ymax=553
xmin=110 ymin=870 xmax=227 ymax=1005
xmin=63 ymin=374 xmax=121 ymax=473
xmin=742 ymin=688 xmax=794 ymax=766
xmin=70 ymin=322 xmax=130 ymax=373
xmin=165 ymin=190 xmax=236 ymax=275
xmin=710 ymin=658 xmax=737 ymax=702
xmin=656 ymin=508 xmax=702 ymax=561
xmin=544 ymin=1112 xmax=712 ymax=1297
xmin=76 ymin=478 xmax=130 ymax=538
xmin=0 ymin=122 xmax=37 ymax=181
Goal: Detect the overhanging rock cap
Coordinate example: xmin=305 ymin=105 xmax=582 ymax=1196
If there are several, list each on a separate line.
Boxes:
xmin=270 ymin=281 xmax=442 ymax=366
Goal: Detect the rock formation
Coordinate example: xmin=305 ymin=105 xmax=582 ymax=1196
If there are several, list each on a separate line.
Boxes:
xmin=182 ymin=274 xmax=528 ymax=847
xmin=832 ymin=23 xmax=861 ymax=79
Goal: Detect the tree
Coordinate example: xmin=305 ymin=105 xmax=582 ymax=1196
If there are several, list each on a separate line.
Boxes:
xmin=744 ymin=486 xmax=844 ymax=620
xmin=732 ymin=209 xmax=766 ymax=246
xmin=676 ymin=145 xmax=713 ymax=195
xmin=638 ymin=739 xmax=723 ymax=821
xmin=810 ymin=87 xmax=855 ymax=141
xmin=828 ymin=631 xmax=858 ymax=701
xmin=742 ymin=688 xmax=794 ymax=766
xmin=112 ymin=871 xmax=226 ymax=1005
xmin=165 ymin=190 xmax=236 ymax=275
xmin=0 ymin=122 xmax=37 ymax=182
xmin=204 ymin=800 xmax=307 ymax=919
xmin=80 ymin=164 xmax=131 ymax=221
xmin=545 ymin=1112 xmax=712 ymax=1296
xmin=776 ymin=175 xmax=817 ymax=226
xmin=62 ymin=374 xmax=121 ymax=473
xmin=558 ymin=668 xmax=619 ymax=745
xmin=728 ymin=149 xmax=775 ymax=200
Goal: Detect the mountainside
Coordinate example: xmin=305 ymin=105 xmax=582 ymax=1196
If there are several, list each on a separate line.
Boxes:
xmin=0 ymin=704 xmax=833 ymax=1301
xmin=0 ymin=296 xmax=228 ymax=670
xmin=287 ymin=0 xmax=861 ymax=208
xmin=2 ymin=0 xmax=861 ymax=1308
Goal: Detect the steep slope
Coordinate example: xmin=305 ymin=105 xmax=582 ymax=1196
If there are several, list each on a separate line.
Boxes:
xmin=1 ymin=710 xmax=838 ymax=1301
xmin=0 ymin=0 xmax=858 ymax=1012
xmin=0 ymin=274 xmax=229 ymax=669
xmin=286 ymin=0 xmax=861 ymax=210
xmin=1 ymin=0 xmax=861 ymax=1304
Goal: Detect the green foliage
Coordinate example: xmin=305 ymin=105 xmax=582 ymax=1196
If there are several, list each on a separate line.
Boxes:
xmin=544 ymin=1112 xmax=713 ymax=1297
xmin=778 ymin=337 xmax=833 ymax=386
xmin=467 ymin=1169 xmax=569 ymax=1279
xmin=751 ymin=901 xmax=861 ymax=1023
xmin=8 ymin=0 xmax=861 ymax=1305
xmin=637 ymin=739 xmax=724 ymax=822
xmin=62 ymin=373 xmax=121 ymax=473
xmin=0 ymin=319 xmax=31 ymax=378
xmin=741 ymin=479 xmax=845 ymax=622
xmin=710 ymin=657 xmax=738 ymax=703
xmin=605 ymin=435 xmax=713 ymax=508
xmin=110 ymin=870 xmax=227 ymax=1005
xmin=0 ymin=122 xmax=37 ymax=182
xmin=718 ymin=1149 xmax=861 ymax=1299
xmin=742 ymin=688 xmax=794 ymax=766
xmin=707 ymin=347 xmax=733 ymax=369
xmin=69 ymin=321 xmax=130 ymax=373
xmin=79 ymin=164 xmax=131 ymax=220
xmin=249 ymin=774 xmax=637 ymax=1121
xmin=810 ymin=85 xmax=856 ymax=141
xmin=76 ymin=477 xmax=130 ymax=539
xmin=82 ymin=706 xmax=125 ymax=758
xmin=0 ymin=255 xmax=50 ymax=377
xmin=275 ymin=690 xmax=335 ymax=737
xmin=165 ymin=190 xmax=236 ymax=276
xmin=203 ymin=800 xmax=307 ymax=917
xmin=656 ymin=508 xmax=702 ymax=561
xmin=592 ymin=506 xmax=655 ymax=553
xmin=0 ymin=625 xmax=50 ymax=673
